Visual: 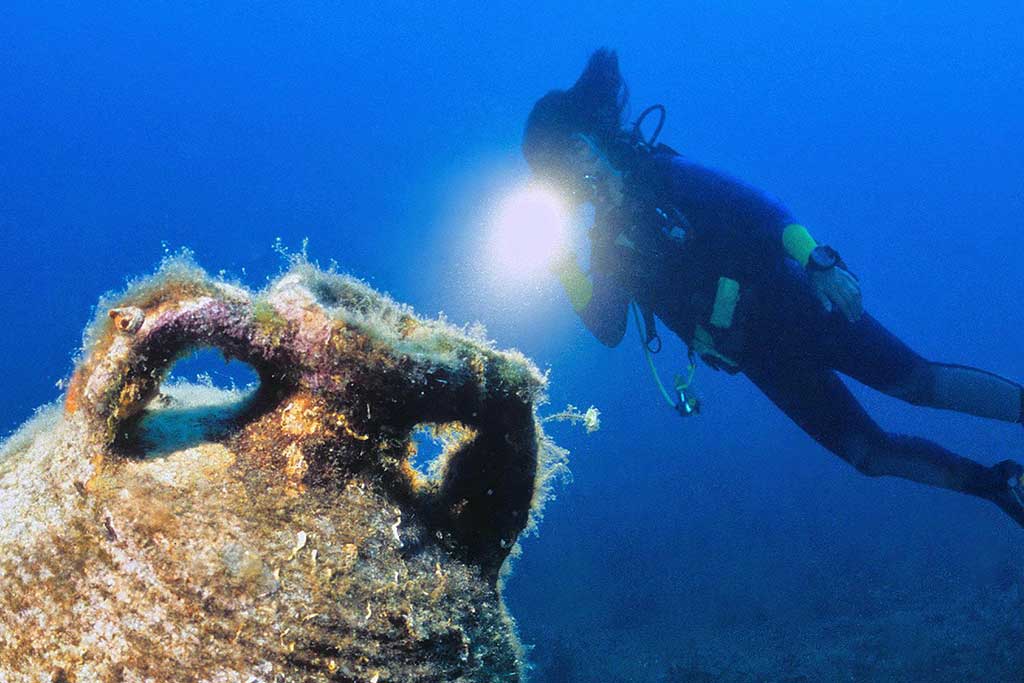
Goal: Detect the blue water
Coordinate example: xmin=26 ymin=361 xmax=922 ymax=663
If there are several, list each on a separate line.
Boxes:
xmin=2 ymin=3 xmax=1023 ymax=679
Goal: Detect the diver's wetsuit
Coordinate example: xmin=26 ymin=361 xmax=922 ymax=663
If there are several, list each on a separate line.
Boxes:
xmin=570 ymin=150 xmax=1024 ymax=510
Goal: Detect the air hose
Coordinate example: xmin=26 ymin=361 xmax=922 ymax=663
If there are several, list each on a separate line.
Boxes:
xmin=630 ymin=302 xmax=699 ymax=417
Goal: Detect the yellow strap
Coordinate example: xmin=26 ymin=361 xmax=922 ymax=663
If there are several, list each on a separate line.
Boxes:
xmin=554 ymin=257 xmax=593 ymax=312
xmin=709 ymin=277 xmax=740 ymax=329
xmin=782 ymin=223 xmax=818 ymax=267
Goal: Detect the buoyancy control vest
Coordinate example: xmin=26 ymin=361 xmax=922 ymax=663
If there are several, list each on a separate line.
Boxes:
xmin=592 ymin=145 xmax=748 ymax=373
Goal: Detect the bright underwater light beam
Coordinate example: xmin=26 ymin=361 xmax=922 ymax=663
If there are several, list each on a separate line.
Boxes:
xmin=487 ymin=183 xmax=571 ymax=282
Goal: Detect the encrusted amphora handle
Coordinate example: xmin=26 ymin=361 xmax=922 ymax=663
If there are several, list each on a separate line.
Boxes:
xmin=64 ymin=262 xmax=547 ymax=575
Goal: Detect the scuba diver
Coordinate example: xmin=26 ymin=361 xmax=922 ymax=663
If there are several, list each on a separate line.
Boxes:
xmin=522 ymin=48 xmax=1024 ymax=528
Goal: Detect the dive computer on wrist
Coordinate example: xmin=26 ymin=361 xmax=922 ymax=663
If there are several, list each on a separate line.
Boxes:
xmin=807 ymin=245 xmax=841 ymax=272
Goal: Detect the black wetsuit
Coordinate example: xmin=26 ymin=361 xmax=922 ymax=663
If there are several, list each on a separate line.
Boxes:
xmin=576 ymin=149 xmax=1023 ymax=507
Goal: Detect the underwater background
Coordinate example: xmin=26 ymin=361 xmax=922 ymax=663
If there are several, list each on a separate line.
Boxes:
xmin=2 ymin=2 xmax=1023 ymax=680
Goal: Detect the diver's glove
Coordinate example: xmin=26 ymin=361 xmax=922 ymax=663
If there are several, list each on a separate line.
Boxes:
xmin=551 ymin=249 xmax=594 ymax=313
xmin=807 ymin=246 xmax=863 ymax=322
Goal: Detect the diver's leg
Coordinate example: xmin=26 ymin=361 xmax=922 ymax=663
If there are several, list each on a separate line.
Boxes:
xmin=825 ymin=313 xmax=1024 ymax=424
xmin=909 ymin=363 xmax=1022 ymax=422
xmin=743 ymin=358 xmax=1024 ymax=526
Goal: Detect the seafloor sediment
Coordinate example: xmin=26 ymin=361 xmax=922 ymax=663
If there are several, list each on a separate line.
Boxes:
xmin=0 ymin=257 xmax=562 ymax=682
xmin=530 ymin=566 xmax=1024 ymax=682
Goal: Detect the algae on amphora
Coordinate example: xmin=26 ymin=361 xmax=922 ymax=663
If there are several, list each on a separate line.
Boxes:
xmin=0 ymin=257 xmax=568 ymax=682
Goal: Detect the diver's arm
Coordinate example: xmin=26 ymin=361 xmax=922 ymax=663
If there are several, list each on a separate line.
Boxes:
xmin=660 ymin=155 xmax=820 ymax=265
xmin=553 ymin=253 xmax=629 ymax=347
xmin=770 ymin=218 xmax=863 ymax=321
xmin=662 ymin=155 xmax=862 ymax=320
xmin=780 ymin=223 xmax=818 ymax=267
xmin=776 ymin=222 xmax=864 ymax=322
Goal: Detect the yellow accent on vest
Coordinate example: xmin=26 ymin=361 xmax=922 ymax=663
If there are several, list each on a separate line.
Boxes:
xmin=555 ymin=259 xmax=593 ymax=312
xmin=709 ymin=277 xmax=740 ymax=329
xmin=782 ymin=223 xmax=818 ymax=267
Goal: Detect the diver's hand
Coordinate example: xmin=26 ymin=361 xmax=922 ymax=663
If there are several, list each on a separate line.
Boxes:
xmin=550 ymin=248 xmax=593 ymax=313
xmin=549 ymin=248 xmax=579 ymax=277
xmin=809 ymin=266 xmax=863 ymax=322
